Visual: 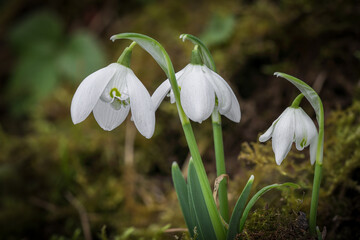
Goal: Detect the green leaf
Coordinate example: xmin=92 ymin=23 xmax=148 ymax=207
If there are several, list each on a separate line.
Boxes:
xmin=188 ymin=160 xmax=217 ymax=240
xmin=110 ymin=33 xmax=174 ymax=79
xmin=274 ymin=72 xmax=323 ymax=125
xmin=226 ymin=175 xmax=254 ymax=240
xmin=171 ymin=162 xmax=196 ymax=237
xmin=58 ymin=31 xmax=106 ymax=82
xmin=238 ymin=182 xmax=299 ymax=233
xmin=9 ymin=11 xmax=63 ymax=53
xmin=8 ymin=53 xmax=58 ymax=115
xmin=180 ymin=33 xmax=217 ymax=72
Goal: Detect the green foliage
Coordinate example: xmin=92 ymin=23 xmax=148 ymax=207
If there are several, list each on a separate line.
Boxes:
xmin=7 ymin=11 xmax=106 ymax=116
xmin=200 ymin=13 xmax=235 ymax=48
xmin=227 ymin=175 xmax=253 ymax=240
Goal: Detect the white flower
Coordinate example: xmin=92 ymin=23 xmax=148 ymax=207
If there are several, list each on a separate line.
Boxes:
xmin=151 ymin=64 xmax=241 ymax=123
xmin=71 ymin=63 xmax=155 ymax=138
xmin=259 ymin=107 xmax=318 ymax=165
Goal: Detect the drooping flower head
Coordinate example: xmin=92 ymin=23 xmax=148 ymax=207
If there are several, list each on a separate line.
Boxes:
xmin=152 ymin=46 xmax=240 ymax=123
xmin=259 ymin=96 xmax=318 ymax=165
xmin=70 ymin=42 xmax=155 ymax=138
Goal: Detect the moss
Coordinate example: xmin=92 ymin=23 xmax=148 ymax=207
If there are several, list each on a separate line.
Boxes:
xmin=237 ymin=208 xmax=314 ymax=240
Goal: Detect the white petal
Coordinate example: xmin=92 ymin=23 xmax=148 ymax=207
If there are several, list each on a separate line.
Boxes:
xmin=294 ymin=107 xmax=318 ymax=151
xmin=180 ymin=66 xmax=215 ymax=123
xmin=271 ymin=108 xmax=295 ymax=165
xmin=259 ymin=108 xmax=291 ymax=142
xmin=294 ymin=108 xmax=308 ymax=151
xmin=151 ymin=66 xmax=190 ymax=109
xmin=176 ymin=64 xmax=192 ymax=86
xmin=71 ymin=63 xmax=119 ymax=124
xmin=93 ymin=100 xmax=130 ymax=131
xmin=151 ymin=80 xmax=171 ymax=111
xmin=223 ymin=87 xmax=241 ymax=122
xmin=204 ymin=66 xmax=233 ymax=114
xmin=309 ymin=136 xmax=318 ymax=165
xmin=299 ymin=108 xmax=318 ymax=145
xmin=126 ymin=69 xmax=155 ymax=138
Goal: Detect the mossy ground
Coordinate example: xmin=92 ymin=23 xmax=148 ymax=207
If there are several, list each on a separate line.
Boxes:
xmin=237 ymin=208 xmax=314 ymax=240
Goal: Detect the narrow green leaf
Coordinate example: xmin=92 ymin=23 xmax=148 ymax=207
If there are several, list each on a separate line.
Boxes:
xmin=274 ymin=72 xmax=323 ymax=124
xmin=171 ymin=162 xmax=196 ymax=237
xmin=239 ymin=182 xmax=299 ymax=233
xmin=316 ymin=226 xmax=323 ymax=240
xmin=188 ymin=160 xmax=217 ymax=240
xmin=110 ymin=33 xmax=173 ymax=79
xmin=226 ymin=175 xmax=254 ymax=240
xmin=179 ymin=33 xmax=217 ymax=72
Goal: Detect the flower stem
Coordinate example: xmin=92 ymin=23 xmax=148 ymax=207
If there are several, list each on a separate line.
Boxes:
xmin=310 ymin=162 xmax=323 ymax=234
xmin=212 ymin=110 xmax=229 ymax=222
xmin=290 ymin=93 xmax=304 ymax=108
xmin=310 ymin=98 xmax=324 ymax=234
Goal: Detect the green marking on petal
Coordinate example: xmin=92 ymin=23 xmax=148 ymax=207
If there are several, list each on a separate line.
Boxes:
xmin=110 ymin=88 xmax=121 ymax=98
xmin=300 ymin=138 xmax=307 ymax=148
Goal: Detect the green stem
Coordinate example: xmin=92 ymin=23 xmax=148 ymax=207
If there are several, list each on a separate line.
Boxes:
xmin=310 ymin=98 xmax=324 ymax=234
xmin=110 ymin=33 xmax=226 ymax=239
xmin=212 ymin=110 xmax=229 ymax=222
xmin=290 ymin=93 xmax=304 ymax=108
xmin=181 ymin=33 xmax=230 ymax=222
xmin=310 ymin=162 xmax=323 ymax=234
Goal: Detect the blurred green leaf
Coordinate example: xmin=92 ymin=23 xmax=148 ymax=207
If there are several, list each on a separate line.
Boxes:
xmin=7 ymin=10 xmax=106 ymax=116
xmin=200 ymin=13 xmax=235 ymax=47
xmin=9 ymin=11 xmax=63 ymax=53
xmin=9 ymin=53 xmax=58 ymax=115
xmin=58 ymin=31 xmax=106 ymax=81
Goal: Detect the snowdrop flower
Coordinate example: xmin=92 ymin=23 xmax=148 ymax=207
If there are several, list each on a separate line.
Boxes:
xmin=259 ymin=107 xmax=318 ymax=165
xmin=71 ymin=63 xmax=155 ymax=138
xmin=152 ymin=63 xmax=241 ymax=123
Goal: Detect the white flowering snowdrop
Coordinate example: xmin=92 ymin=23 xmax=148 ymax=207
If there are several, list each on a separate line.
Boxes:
xmin=259 ymin=107 xmax=318 ymax=165
xmin=71 ymin=63 xmax=155 ymax=138
xmin=152 ymin=64 xmax=241 ymax=123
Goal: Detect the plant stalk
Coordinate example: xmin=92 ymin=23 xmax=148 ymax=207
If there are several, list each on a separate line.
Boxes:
xmin=212 ymin=110 xmax=229 ymax=222
xmin=310 ymin=162 xmax=323 ymax=234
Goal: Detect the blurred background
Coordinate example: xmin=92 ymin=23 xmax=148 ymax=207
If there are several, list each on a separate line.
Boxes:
xmin=0 ymin=0 xmax=359 ymax=239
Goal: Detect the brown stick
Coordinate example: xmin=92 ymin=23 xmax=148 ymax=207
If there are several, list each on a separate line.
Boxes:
xmin=65 ymin=192 xmax=92 ymax=240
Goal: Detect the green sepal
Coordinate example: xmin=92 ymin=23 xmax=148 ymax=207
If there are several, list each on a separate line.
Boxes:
xmin=180 ymin=33 xmax=216 ymax=72
xmin=188 ymin=159 xmax=217 ymax=240
xmin=226 ymin=175 xmax=254 ymax=240
xmin=171 ymin=162 xmax=196 ymax=237
xmin=238 ymin=182 xmax=300 ymax=233
xmin=117 ymin=42 xmax=136 ymax=68
xmin=190 ymin=45 xmax=203 ymax=65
